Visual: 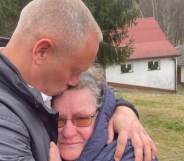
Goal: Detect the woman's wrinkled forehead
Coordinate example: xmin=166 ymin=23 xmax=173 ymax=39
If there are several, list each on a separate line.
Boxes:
xmin=52 ymin=72 xmax=102 ymax=109
xmin=52 ymin=88 xmax=96 ymax=112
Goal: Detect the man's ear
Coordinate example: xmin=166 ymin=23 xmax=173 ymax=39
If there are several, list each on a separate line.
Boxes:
xmin=32 ymin=38 xmax=55 ymax=65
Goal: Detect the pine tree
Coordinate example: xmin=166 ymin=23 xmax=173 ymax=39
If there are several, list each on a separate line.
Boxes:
xmin=0 ymin=0 xmax=140 ymax=66
xmin=83 ymin=0 xmax=140 ymax=67
xmin=0 ymin=0 xmax=20 ymax=36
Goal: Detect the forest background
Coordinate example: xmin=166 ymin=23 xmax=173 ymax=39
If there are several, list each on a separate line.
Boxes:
xmin=0 ymin=0 xmax=184 ymax=66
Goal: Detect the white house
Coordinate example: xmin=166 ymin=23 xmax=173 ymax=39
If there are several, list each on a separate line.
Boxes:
xmin=106 ymin=17 xmax=179 ymax=92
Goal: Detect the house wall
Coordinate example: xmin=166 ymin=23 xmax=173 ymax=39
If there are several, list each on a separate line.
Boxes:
xmin=181 ymin=66 xmax=184 ymax=83
xmin=106 ymin=58 xmax=176 ymax=90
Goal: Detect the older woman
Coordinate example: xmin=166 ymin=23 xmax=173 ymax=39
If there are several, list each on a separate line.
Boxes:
xmin=52 ymin=73 xmax=158 ymax=161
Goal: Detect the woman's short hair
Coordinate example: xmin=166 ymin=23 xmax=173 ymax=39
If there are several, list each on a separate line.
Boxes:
xmin=52 ymin=72 xmax=102 ymax=108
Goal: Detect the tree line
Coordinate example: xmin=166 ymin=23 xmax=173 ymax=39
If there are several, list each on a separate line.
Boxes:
xmin=1 ymin=0 xmax=183 ymax=66
xmin=139 ymin=0 xmax=184 ymax=46
xmin=0 ymin=0 xmax=139 ymax=67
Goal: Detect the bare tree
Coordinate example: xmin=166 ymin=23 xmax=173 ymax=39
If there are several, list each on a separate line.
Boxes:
xmin=139 ymin=0 xmax=184 ymax=45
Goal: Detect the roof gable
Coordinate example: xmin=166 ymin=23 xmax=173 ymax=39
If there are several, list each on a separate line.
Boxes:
xmin=120 ymin=17 xmax=179 ymax=60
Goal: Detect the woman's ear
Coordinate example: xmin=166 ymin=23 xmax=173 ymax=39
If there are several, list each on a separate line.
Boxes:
xmin=32 ymin=38 xmax=55 ymax=65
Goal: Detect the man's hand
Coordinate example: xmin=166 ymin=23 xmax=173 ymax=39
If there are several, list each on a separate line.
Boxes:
xmin=108 ymin=106 xmax=157 ymax=161
xmin=49 ymin=142 xmax=62 ymax=161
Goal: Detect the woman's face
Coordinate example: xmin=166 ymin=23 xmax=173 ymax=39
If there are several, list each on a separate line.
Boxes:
xmin=54 ymin=88 xmax=97 ymax=161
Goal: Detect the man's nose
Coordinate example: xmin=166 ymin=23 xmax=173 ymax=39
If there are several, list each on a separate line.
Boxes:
xmin=68 ymin=75 xmax=80 ymax=87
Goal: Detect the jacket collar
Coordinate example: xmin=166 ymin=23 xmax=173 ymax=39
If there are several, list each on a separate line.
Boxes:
xmin=76 ymin=83 xmax=117 ymax=161
xmin=0 ymin=53 xmax=55 ymax=114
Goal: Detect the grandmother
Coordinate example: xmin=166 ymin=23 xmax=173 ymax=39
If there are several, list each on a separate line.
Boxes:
xmin=52 ymin=73 xmax=158 ymax=161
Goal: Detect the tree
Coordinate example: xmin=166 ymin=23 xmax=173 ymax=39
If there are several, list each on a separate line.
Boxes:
xmin=0 ymin=0 xmax=140 ymax=66
xmin=83 ymin=0 xmax=140 ymax=67
xmin=0 ymin=0 xmax=30 ymax=36
xmin=139 ymin=0 xmax=184 ymax=46
xmin=0 ymin=0 xmax=20 ymax=36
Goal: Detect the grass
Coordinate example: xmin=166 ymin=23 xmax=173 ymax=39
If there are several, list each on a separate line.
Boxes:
xmin=117 ymin=85 xmax=184 ymax=161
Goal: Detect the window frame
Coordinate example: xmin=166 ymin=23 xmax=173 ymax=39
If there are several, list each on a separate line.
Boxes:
xmin=120 ymin=63 xmax=133 ymax=74
xmin=148 ymin=60 xmax=160 ymax=71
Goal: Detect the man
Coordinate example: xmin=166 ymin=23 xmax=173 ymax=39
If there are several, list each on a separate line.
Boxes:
xmin=0 ymin=0 xmax=156 ymax=161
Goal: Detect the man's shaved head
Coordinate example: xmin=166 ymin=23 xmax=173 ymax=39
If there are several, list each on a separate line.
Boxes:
xmin=13 ymin=0 xmax=102 ymax=54
xmin=3 ymin=0 xmax=102 ymax=95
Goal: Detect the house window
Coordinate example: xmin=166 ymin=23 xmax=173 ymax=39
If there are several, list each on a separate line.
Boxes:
xmin=148 ymin=60 xmax=160 ymax=70
xmin=121 ymin=63 xmax=133 ymax=73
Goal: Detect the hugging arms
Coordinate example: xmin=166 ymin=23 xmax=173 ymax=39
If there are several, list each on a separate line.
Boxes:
xmin=49 ymin=73 xmax=157 ymax=161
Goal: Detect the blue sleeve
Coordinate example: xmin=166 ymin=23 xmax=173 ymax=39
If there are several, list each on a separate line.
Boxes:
xmin=100 ymin=83 xmax=117 ymax=118
xmin=122 ymin=140 xmax=158 ymax=161
xmin=101 ymin=82 xmax=139 ymax=119
xmin=0 ymin=104 xmax=35 ymax=161
xmin=121 ymin=140 xmax=135 ymax=161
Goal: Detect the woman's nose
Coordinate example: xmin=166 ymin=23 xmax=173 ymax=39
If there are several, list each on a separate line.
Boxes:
xmin=61 ymin=120 xmax=78 ymax=139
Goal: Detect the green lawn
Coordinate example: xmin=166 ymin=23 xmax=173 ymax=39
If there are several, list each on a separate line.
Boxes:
xmin=117 ymin=85 xmax=184 ymax=161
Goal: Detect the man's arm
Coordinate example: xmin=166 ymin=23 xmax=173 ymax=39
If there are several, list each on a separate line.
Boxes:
xmin=101 ymin=84 xmax=157 ymax=161
xmin=121 ymin=139 xmax=158 ymax=161
xmin=108 ymin=105 xmax=157 ymax=161
xmin=0 ymin=105 xmax=35 ymax=161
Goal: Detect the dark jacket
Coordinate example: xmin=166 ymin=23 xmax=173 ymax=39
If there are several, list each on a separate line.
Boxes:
xmin=76 ymin=84 xmax=158 ymax=161
xmin=0 ymin=53 xmax=58 ymax=161
xmin=0 ymin=53 xmax=137 ymax=161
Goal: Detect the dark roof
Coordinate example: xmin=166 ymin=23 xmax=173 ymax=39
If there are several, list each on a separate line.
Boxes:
xmin=120 ymin=17 xmax=179 ymax=60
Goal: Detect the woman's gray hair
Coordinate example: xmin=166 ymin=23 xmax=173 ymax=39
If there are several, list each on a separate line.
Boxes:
xmin=75 ymin=72 xmax=103 ymax=108
xmin=52 ymin=72 xmax=103 ymax=108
